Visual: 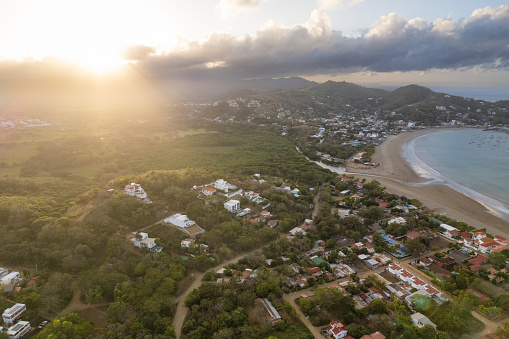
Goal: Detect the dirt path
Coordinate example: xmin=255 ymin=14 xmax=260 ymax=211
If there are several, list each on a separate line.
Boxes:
xmin=57 ymin=290 xmax=110 ymax=318
xmin=172 ymin=234 xmax=287 ymax=338
xmin=312 ymin=193 xmax=320 ymax=219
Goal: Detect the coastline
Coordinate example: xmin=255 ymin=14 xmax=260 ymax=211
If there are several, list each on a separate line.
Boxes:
xmin=345 ymin=128 xmax=509 ymax=239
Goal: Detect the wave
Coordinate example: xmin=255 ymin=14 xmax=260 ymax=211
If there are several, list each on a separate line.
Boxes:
xmin=403 ymin=133 xmax=509 ymax=220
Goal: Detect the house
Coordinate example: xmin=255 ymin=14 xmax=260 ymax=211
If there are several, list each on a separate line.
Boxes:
xmin=123 ymin=183 xmax=150 ymax=203
xmin=478 ymin=239 xmax=498 ymax=254
xmin=327 ymin=320 xmax=349 ymax=339
xmin=224 ymin=200 xmax=240 ymax=213
xmin=360 ymin=332 xmax=386 ymax=339
xmin=388 ymin=217 xmax=406 ymax=225
xmin=473 ymin=232 xmax=486 ymax=240
xmin=289 ymin=227 xmax=306 ymax=236
xmin=164 ymin=213 xmax=196 ymax=228
xmin=6 ymin=320 xmax=30 ymax=339
xmin=181 ymin=239 xmax=195 ymax=248
xmin=201 ymin=186 xmax=216 ymax=196
xmin=213 ymin=179 xmax=229 ymax=191
xmin=1 ymin=272 xmax=20 ymax=286
xmin=132 ymin=232 xmax=157 ymax=251
xmin=406 ymin=231 xmax=421 ymax=240
xmin=260 ymin=210 xmax=272 ymax=218
xmin=495 ymin=235 xmax=509 ymax=246
xmin=260 ymin=298 xmax=281 ymax=325
xmin=411 ymin=312 xmax=437 ymax=329
xmin=267 ymin=220 xmax=279 ymax=228
xmin=388 ymin=263 xmax=403 ymax=276
xmin=440 ymin=224 xmax=459 ymax=239
xmin=2 ymin=303 xmax=26 ymax=324
xmin=366 ymin=259 xmax=380 ymax=269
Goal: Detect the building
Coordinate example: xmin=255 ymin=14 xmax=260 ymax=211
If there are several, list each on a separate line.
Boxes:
xmin=164 ymin=213 xmax=196 ymax=228
xmin=411 ymin=312 xmax=437 ymax=329
xmin=360 ymin=332 xmax=386 ymax=339
xmin=123 ymin=183 xmax=150 ymax=203
xmin=440 ymin=224 xmax=459 ymax=239
xmin=132 ymin=232 xmax=157 ymax=251
xmin=260 ymin=298 xmax=281 ymax=325
xmin=213 ymin=179 xmax=229 ymax=191
xmin=224 ymin=200 xmax=240 ymax=213
xmin=1 ymin=272 xmax=20 ymax=286
xmin=6 ymin=320 xmax=31 ymax=339
xmin=201 ymin=186 xmax=216 ymax=196
xmin=327 ymin=320 xmax=348 ymax=339
xmin=2 ymin=304 xmax=26 ymax=324
xmin=181 ymin=239 xmax=195 ymax=248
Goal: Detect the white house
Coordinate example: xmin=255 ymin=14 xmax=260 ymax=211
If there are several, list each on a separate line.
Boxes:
xmin=440 ymin=224 xmax=459 ymax=239
xmin=213 ymin=179 xmax=229 ymax=192
xmin=181 ymin=239 xmax=195 ymax=248
xmin=411 ymin=312 xmax=436 ymax=329
xmin=123 ymin=183 xmax=150 ymax=202
xmin=388 ymin=217 xmax=406 ymax=225
xmin=201 ymin=186 xmax=216 ymax=196
xmin=1 ymin=272 xmax=20 ymax=285
xmin=132 ymin=232 xmax=156 ymax=250
xmin=289 ymin=227 xmax=306 ymax=236
xmin=164 ymin=213 xmax=196 ymax=228
xmin=2 ymin=304 xmax=26 ymax=324
xmin=327 ymin=321 xmax=348 ymax=339
xmin=6 ymin=320 xmax=31 ymax=339
xmin=224 ymin=200 xmax=240 ymax=213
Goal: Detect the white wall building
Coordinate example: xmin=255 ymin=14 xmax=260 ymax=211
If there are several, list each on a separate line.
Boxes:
xmin=411 ymin=312 xmax=436 ymax=329
xmin=164 ymin=213 xmax=196 ymax=228
xmin=6 ymin=320 xmax=31 ymax=339
xmin=2 ymin=304 xmax=26 ymax=324
xmin=123 ymin=183 xmax=147 ymax=199
xmin=132 ymin=232 xmax=156 ymax=250
xmin=1 ymin=272 xmax=20 ymax=285
xmin=224 ymin=200 xmax=240 ymax=213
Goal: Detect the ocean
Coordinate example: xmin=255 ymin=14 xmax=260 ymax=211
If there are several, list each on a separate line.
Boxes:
xmin=404 ymin=128 xmax=509 ymax=221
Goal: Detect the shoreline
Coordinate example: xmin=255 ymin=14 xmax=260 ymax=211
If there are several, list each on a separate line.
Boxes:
xmin=344 ymin=128 xmax=509 ymax=239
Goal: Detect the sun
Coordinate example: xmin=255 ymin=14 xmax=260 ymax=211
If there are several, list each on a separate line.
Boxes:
xmin=64 ymin=50 xmax=124 ymax=75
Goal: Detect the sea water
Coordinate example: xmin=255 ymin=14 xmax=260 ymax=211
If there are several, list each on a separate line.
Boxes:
xmin=405 ymin=128 xmax=509 ymax=221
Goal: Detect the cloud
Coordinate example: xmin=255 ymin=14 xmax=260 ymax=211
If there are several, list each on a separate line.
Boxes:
xmin=217 ymin=0 xmax=265 ymax=17
xmin=318 ymin=0 xmax=364 ymax=10
xmin=125 ymin=4 xmax=509 ymax=80
xmin=123 ymin=45 xmax=156 ymax=61
xmin=4 ymin=4 xmax=509 ymax=83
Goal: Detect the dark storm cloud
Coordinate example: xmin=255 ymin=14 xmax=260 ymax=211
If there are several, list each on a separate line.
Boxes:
xmin=128 ymin=4 xmax=509 ymax=79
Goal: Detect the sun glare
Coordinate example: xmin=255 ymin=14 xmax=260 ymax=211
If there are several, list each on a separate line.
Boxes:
xmin=57 ymin=46 xmax=124 ymax=75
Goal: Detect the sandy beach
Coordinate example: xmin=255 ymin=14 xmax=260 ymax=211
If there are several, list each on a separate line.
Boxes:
xmin=345 ymin=128 xmax=509 ymax=239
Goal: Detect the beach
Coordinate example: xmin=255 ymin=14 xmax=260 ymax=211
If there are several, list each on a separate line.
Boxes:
xmin=345 ymin=128 xmax=509 ymax=239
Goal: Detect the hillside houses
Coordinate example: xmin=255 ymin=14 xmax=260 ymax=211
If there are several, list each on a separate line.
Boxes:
xmin=123 ymin=183 xmax=151 ymax=203
xmin=131 ymin=232 xmax=161 ymax=252
xmin=164 ymin=213 xmax=205 ymax=236
xmin=193 ymin=179 xmax=243 ymax=199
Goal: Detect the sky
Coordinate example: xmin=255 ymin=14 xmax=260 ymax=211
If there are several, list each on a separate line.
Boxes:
xmin=0 ymin=0 xmax=508 ymax=89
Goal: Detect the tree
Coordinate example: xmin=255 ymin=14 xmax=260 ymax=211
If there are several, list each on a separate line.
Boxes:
xmin=406 ymin=238 xmax=426 ymax=256
xmin=369 ymin=299 xmax=387 ymax=314
xmin=496 ymin=322 xmax=509 ymax=339
xmin=345 ymin=323 xmax=370 ymax=338
xmin=36 ymin=313 xmax=94 ymax=338
xmin=489 ymin=252 xmax=507 ymax=270
xmin=418 ymin=324 xmax=437 ymax=339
